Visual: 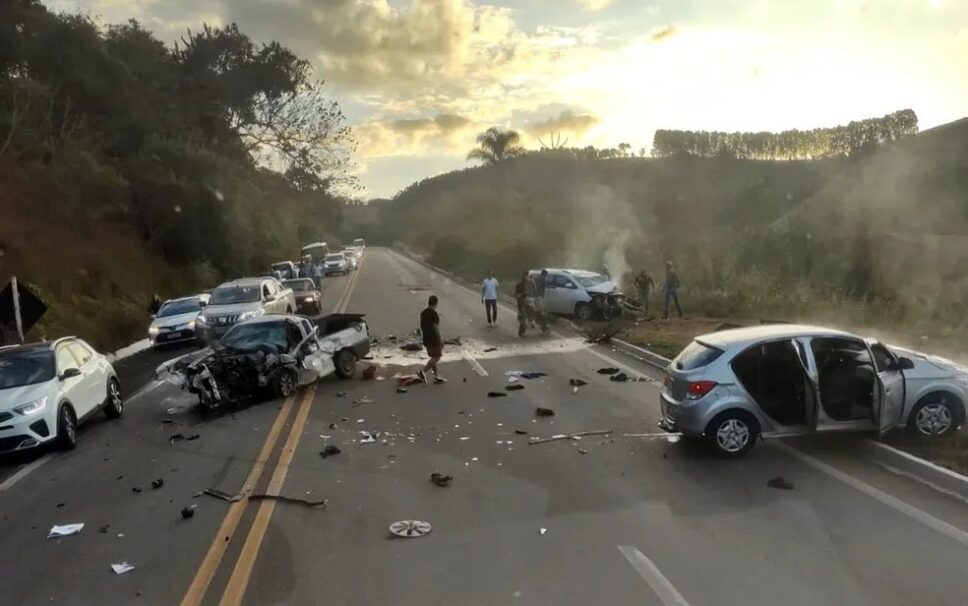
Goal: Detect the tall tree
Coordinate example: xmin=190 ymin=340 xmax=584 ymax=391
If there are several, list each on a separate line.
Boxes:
xmin=466 ymin=127 xmax=524 ymax=165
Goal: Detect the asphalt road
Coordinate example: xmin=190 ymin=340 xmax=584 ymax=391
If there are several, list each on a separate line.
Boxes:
xmin=2 ymin=247 xmax=968 ymax=606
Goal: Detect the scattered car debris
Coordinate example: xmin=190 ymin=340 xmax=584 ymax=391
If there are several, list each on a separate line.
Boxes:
xmin=430 ymin=473 xmax=452 ymax=487
xmin=319 ymin=445 xmax=342 ymax=459
xmin=181 ymin=506 xmax=195 ymax=519
xmin=336 ymin=392 xmax=348 ymax=398
xmin=539 ymin=527 xmax=547 ymax=535
xmin=400 ymin=342 xmax=422 ymax=352
xmin=99 ymin=525 xmax=109 ymax=534
xmin=444 ymin=337 xmax=462 ymax=346
xmin=767 ymin=476 xmax=795 ymax=490
xmin=151 ymin=479 xmax=164 ymax=490
xmin=396 ymin=387 xmax=408 ymax=394
xmin=483 ymin=347 xmax=498 ymax=353
xmin=389 ymin=519 xmax=432 ymax=538
xmin=198 ymin=488 xmax=243 ymax=503
xmin=515 ymin=429 xmax=528 ymax=435
xmin=397 ymin=375 xmax=422 ymax=386
xmin=505 ymin=371 xmax=548 ymax=379
xmin=505 ymin=384 xmax=525 ymax=391
xmin=47 ymin=523 xmax=84 ymax=539
xmin=487 ymin=391 xmax=508 ymax=398
xmin=169 ymin=433 xmax=201 ymax=443
xmin=353 ymin=396 xmax=375 ymax=406
xmin=568 ymin=379 xmax=588 ymax=387
xmin=534 ymin=407 xmax=555 ymax=417
xmin=529 ymin=430 xmax=612 ymax=444
xmin=248 ymin=494 xmax=327 ymax=508
xmin=596 ymin=367 xmax=619 ymax=375
xmin=131 ymin=487 xmax=142 ymax=493
xmin=583 ymin=327 xmax=622 ymax=344
xmin=359 ymin=431 xmax=377 ymax=444
xmin=578 ymin=448 xmax=589 ymax=454
xmin=110 ymin=562 xmax=136 ymax=575
xmin=162 ymin=418 xmax=174 ymax=425
xmin=328 ymin=423 xmax=337 ymax=429
xmin=361 ymin=365 xmax=378 ymax=380
xmin=609 ymin=372 xmax=630 ymax=382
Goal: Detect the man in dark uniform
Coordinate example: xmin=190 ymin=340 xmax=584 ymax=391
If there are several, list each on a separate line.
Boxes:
xmin=663 ymin=261 xmax=683 ymax=319
xmin=634 ymin=267 xmax=655 ymax=318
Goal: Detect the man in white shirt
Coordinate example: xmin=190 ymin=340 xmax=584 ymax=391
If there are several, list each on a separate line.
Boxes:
xmin=481 ymin=271 xmax=500 ymax=326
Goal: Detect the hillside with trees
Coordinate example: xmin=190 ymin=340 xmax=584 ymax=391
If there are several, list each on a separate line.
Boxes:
xmin=0 ymin=1 xmax=350 ymax=348
xmin=372 ymin=111 xmax=968 ymax=343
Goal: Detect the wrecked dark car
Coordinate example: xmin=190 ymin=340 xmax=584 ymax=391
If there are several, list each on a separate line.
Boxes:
xmin=166 ymin=313 xmax=369 ymax=410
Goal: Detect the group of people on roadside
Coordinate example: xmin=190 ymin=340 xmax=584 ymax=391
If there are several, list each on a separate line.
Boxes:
xmin=632 ymin=261 xmax=682 ymax=319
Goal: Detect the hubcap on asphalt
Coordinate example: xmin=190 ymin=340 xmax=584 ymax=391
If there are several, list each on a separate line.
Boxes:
xmin=389 ymin=520 xmax=432 ymax=538
xmin=916 ymin=403 xmax=952 ymax=436
xmin=716 ymin=419 xmax=750 ymax=452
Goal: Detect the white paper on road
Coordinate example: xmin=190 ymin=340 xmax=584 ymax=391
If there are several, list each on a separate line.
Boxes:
xmin=47 ymin=523 xmax=84 ymax=539
xmin=111 ymin=562 xmax=136 ymax=575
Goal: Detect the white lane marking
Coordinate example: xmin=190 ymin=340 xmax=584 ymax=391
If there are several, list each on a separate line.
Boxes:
xmin=462 ymin=350 xmax=488 ymax=376
xmin=0 ymin=454 xmax=52 ymax=492
xmin=772 ymin=441 xmax=968 ymax=548
xmin=126 ymin=379 xmax=164 ymax=403
xmin=618 ymin=545 xmax=691 ymax=606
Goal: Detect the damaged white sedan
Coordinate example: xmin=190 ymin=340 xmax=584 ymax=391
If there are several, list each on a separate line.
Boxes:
xmin=168 ymin=313 xmax=369 ymax=410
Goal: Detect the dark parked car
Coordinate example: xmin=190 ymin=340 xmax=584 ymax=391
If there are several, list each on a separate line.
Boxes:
xmin=283 ymin=278 xmax=322 ymax=315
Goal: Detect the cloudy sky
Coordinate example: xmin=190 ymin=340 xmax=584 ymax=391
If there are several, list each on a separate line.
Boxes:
xmin=48 ymin=0 xmax=968 ymax=198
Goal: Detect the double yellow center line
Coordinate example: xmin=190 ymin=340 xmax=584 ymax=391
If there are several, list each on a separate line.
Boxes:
xmin=180 ymin=253 xmax=364 ymax=606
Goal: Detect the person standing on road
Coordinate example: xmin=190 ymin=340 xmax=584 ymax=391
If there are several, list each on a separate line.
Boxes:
xmin=312 ymin=262 xmax=323 ymax=289
xmin=514 ymin=272 xmax=535 ymax=337
xmin=148 ymin=294 xmax=162 ymax=315
xmin=417 ymin=295 xmax=445 ymax=384
xmin=634 ymin=267 xmax=655 ymax=318
xmin=533 ymin=269 xmax=549 ymax=333
xmin=663 ymin=261 xmax=683 ymax=319
xmin=481 ymin=271 xmax=500 ymax=327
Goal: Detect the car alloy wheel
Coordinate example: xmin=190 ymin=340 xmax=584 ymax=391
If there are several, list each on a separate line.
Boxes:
xmin=575 ymin=303 xmax=593 ymax=321
xmin=915 ymin=402 xmax=953 ymax=436
xmin=277 ymin=372 xmax=295 ymax=398
xmin=58 ymin=406 xmax=77 ymax=450
xmin=106 ymin=379 xmax=123 ymax=418
xmin=716 ymin=418 xmax=750 ymax=453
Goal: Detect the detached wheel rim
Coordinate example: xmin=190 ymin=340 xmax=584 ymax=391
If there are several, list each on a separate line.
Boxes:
xmin=279 ymin=373 xmax=294 ymax=397
xmin=109 ymin=381 xmax=123 ymax=413
xmin=915 ymin=402 xmax=953 ymax=436
xmin=716 ymin=418 xmax=750 ymax=452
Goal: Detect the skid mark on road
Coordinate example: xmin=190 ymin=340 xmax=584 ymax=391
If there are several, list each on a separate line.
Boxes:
xmin=773 ymin=441 xmax=968 ymax=548
xmin=618 ymin=545 xmax=691 ymax=606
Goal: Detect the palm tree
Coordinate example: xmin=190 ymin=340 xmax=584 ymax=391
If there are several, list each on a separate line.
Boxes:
xmin=466 ymin=127 xmax=524 ymax=165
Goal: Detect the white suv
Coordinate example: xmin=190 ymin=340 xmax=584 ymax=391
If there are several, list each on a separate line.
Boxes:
xmin=529 ymin=269 xmax=625 ymax=320
xmin=0 ymin=338 xmax=123 ymax=452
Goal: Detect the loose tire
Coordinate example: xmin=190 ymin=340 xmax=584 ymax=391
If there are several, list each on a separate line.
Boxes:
xmin=706 ymin=410 xmax=759 ymax=458
xmin=908 ymin=393 xmax=962 ymax=437
xmin=334 ymin=348 xmax=357 ymax=379
xmin=104 ymin=378 xmax=123 ymax=419
xmin=56 ymin=404 xmax=78 ymax=450
xmin=575 ymin=303 xmax=593 ymax=322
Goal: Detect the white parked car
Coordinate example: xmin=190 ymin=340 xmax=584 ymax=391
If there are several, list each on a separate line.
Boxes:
xmin=324 ymin=253 xmax=349 ymax=276
xmin=0 ymin=338 xmax=123 ymax=452
xmin=342 ymin=249 xmax=359 ymax=271
xmin=529 ymin=269 xmax=625 ymax=320
xmin=148 ymin=295 xmax=209 ymax=347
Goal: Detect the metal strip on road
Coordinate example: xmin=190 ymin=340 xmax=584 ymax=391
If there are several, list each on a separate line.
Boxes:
xmin=618 ymin=545 xmax=691 ymax=606
xmin=772 ymin=441 xmax=968 ymax=549
xmin=218 ymin=385 xmax=318 ymax=606
xmin=0 ymin=454 xmax=51 ymax=493
xmin=179 ymin=392 xmax=299 ymax=606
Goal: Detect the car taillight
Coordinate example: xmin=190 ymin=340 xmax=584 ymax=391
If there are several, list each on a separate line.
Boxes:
xmin=686 ymin=380 xmax=718 ymax=399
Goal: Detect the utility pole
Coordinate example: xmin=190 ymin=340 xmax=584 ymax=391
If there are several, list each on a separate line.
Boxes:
xmin=11 ymin=276 xmax=24 ymax=343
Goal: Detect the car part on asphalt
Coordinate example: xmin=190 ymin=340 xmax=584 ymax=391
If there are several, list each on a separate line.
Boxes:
xmin=47 ymin=523 xmax=84 ymax=539
xmin=181 ymin=506 xmax=195 ymax=519
xmin=609 ymin=372 xmax=629 ymax=382
xmin=535 ymin=407 xmax=555 ymax=417
xmin=131 ymin=487 xmax=142 ymax=493
xmin=529 ymin=430 xmax=612 ymax=444
xmin=389 ymin=520 xmax=432 ymax=538
xmin=505 ymin=371 xmax=548 ymax=379
xmin=487 ymin=391 xmax=507 ymax=398
xmin=198 ymin=488 xmax=243 ymax=502
xmin=111 ymin=562 xmax=136 ymax=575
xmin=505 ymin=384 xmax=525 ymax=391
xmin=514 ymin=430 xmax=528 ymax=435
xmin=319 ymin=445 xmax=341 ymax=458
xmin=430 ymin=473 xmax=452 ymax=487
xmin=248 ymin=494 xmax=327 ymax=508
xmin=151 ymin=478 xmax=164 ymax=489
xmin=396 ymin=387 xmax=408 ymax=393
xmin=766 ymin=476 xmax=795 ymax=490
xmin=569 ymin=378 xmax=588 ymax=387
xmin=596 ymin=367 xmax=619 ymax=375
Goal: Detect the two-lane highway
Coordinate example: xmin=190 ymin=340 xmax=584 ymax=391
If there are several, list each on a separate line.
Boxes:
xmin=2 ymin=248 xmax=967 ymax=605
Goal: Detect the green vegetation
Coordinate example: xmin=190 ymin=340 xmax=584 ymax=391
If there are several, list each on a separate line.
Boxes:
xmin=374 ymin=115 xmax=968 ymax=356
xmin=0 ymin=1 xmax=349 ymax=349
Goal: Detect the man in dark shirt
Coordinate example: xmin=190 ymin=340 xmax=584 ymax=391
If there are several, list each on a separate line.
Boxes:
xmin=417 ymin=295 xmax=445 ymax=384
xmin=514 ymin=273 xmax=535 ymax=337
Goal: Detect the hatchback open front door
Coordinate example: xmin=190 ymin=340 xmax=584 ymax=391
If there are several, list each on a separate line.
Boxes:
xmin=875 ymin=365 xmax=905 ymax=437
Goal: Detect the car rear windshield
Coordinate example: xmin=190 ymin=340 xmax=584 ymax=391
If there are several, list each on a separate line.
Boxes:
xmin=219 ymin=322 xmax=289 ymax=353
xmin=325 ymin=254 xmax=343 ymax=262
xmin=573 ymin=274 xmax=608 ymax=288
xmin=0 ymin=350 xmax=55 ymax=388
xmin=674 ymin=340 xmax=724 ymax=371
xmin=209 ymin=286 xmax=261 ymax=304
xmin=284 ymin=279 xmax=315 ymax=292
xmin=157 ymin=299 xmax=201 ymax=317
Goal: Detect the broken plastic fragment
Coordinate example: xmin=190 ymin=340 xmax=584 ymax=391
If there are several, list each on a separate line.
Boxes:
xmin=151 ymin=478 xmax=164 ymax=489
xmin=596 ymin=367 xmax=619 ymax=375
xmin=609 ymin=372 xmax=630 ymax=382
xmin=767 ymin=476 xmax=795 ymax=490
xmin=505 ymin=384 xmax=525 ymax=391
xmin=430 ymin=473 xmax=452 ymax=487
xmin=487 ymin=391 xmax=508 ymax=398
xmin=568 ymin=378 xmax=588 ymax=387
xmin=320 ymin=445 xmax=342 ymax=458
xmin=181 ymin=506 xmax=195 ymax=519
xmin=535 ymin=407 xmax=555 ymax=417
xmin=47 ymin=523 xmax=84 ymax=539
xmin=111 ymin=562 xmax=136 ymax=575
xmin=539 ymin=527 xmax=547 ymax=535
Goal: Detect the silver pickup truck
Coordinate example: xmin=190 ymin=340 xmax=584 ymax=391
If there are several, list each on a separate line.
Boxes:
xmin=169 ymin=313 xmax=370 ymax=410
xmin=195 ymin=277 xmax=297 ymax=344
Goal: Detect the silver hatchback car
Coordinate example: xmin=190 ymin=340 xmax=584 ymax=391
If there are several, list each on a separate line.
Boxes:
xmin=659 ymin=324 xmax=968 ymax=457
